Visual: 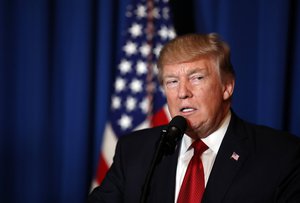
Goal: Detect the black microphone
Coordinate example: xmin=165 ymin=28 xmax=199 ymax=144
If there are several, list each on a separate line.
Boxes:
xmin=161 ymin=115 xmax=188 ymax=154
xmin=140 ymin=116 xmax=187 ymax=203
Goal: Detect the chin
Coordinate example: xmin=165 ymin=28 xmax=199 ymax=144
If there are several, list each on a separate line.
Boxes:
xmin=185 ymin=130 xmax=199 ymax=140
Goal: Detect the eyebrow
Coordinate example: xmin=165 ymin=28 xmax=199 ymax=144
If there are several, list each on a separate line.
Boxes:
xmin=163 ymin=67 xmax=207 ymax=78
xmin=186 ymin=67 xmax=207 ymax=75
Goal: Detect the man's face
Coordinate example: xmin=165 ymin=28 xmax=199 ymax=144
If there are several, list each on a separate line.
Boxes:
xmin=162 ymin=58 xmax=234 ymax=139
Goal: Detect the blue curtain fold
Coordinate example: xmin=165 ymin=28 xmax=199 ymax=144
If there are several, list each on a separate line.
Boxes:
xmin=0 ymin=0 xmax=299 ymax=202
xmin=1 ymin=0 xmax=103 ymax=202
xmin=193 ymin=0 xmax=300 ymax=135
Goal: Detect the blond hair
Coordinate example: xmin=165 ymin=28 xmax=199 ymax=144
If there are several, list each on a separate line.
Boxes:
xmin=157 ymin=33 xmax=235 ymax=83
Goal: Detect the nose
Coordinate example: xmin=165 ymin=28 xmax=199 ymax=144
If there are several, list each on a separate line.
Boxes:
xmin=178 ymin=80 xmax=192 ymax=99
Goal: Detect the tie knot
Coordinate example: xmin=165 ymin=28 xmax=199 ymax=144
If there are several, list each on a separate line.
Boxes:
xmin=191 ymin=139 xmax=208 ymax=155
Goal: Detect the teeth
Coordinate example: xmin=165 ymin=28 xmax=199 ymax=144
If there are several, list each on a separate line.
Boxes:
xmin=182 ymin=108 xmax=194 ymax=112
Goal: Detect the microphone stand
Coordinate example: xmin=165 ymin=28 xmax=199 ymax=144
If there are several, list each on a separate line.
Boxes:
xmin=140 ymin=129 xmax=179 ymax=203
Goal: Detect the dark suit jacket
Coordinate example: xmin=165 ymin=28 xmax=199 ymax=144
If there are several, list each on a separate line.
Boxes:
xmin=89 ymin=112 xmax=300 ymax=203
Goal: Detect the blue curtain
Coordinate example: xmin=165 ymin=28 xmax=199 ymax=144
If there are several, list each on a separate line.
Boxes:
xmin=0 ymin=0 xmax=299 ymax=203
xmin=0 ymin=0 xmax=118 ymax=202
xmin=191 ymin=0 xmax=300 ymax=135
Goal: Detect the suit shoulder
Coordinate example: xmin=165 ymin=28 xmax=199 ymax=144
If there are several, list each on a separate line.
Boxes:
xmin=117 ymin=125 xmax=167 ymax=148
xmin=236 ymin=117 xmax=300 ymax=154
xmin=245 ymin=120 xmax=299 ymax=144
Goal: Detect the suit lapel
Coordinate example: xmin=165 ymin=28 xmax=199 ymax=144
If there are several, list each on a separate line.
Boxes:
xmin=202 ymin=113 xmax=251 ymax=203
xmin=149 ymin=143 xmax=180 ymax=202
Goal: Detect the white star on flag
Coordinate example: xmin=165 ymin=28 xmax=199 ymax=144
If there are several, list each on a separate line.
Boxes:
xmin=123 ymin=41 xmax=138 ymax=56
xmin=130 ymin=79 xmax=143 ymax=93
xmin=136 ymin=60 xmax=147 ymax=75
xmin=129 ymin=23 xmax=143 ymax=38
xmin=135 ymin=4 xmax=146 ymax=18
xmin=115 ymin=77 xmax=126 ymax=92
xmin=119 ymin=59 xmax=132 ymax=74
xmin=139 ymin=43 xmax=151 ymax=57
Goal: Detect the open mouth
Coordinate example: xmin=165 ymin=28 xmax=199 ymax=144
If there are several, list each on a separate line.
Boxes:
xmin=180 ymin=107 xmax=196 ymax=113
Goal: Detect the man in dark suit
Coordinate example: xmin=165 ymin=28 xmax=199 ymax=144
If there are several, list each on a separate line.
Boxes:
xmin=89 ymin=33 xmax=300 ymax=203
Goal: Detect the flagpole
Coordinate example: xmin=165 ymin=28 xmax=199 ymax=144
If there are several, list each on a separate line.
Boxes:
xmin=146 ymin=0 xmax=155 ymax=123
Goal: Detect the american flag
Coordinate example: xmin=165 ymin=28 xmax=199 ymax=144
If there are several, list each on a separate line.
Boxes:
xmin=230 ymin=152 xmax=240 ymax=161
xmin=92 ymin=0 xmax=176 ymax=187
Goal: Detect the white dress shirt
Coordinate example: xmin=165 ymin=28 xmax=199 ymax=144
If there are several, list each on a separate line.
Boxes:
xmin=174 ymin=111 xmax=231 ymax=203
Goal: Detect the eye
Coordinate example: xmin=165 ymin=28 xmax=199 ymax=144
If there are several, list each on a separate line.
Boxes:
xmin=165 ymin=79 xmax=178 ymax=88
xmin=190 ymin=74 xmax=204 ymax=83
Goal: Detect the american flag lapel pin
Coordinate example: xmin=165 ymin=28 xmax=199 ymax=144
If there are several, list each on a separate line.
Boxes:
xmin=230 ymin=152 xmax=240 ymax=161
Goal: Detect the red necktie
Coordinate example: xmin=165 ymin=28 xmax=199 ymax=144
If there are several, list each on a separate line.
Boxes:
xmin=177 ymin=139 xmax=208 ymax=203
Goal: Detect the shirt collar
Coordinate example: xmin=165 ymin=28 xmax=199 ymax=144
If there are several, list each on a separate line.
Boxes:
xmin=180 ymin=111 xmax=231 ymax=154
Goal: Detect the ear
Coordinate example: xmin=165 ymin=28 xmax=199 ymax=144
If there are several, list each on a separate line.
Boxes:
xmin=223 ymin=78 xmax=235 ymax=100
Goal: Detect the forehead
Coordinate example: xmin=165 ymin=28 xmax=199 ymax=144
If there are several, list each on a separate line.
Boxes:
xmin=162 ymin=58 xmax=218 ymax=76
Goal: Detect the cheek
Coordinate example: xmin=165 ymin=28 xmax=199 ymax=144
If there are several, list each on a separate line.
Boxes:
xmin=166 ymin=95 xmax=176 ymax=108
xmin=165 ymin=91 xmax=178 ymax=113
xmin=165 ymin=89 xmax=177 ymax=101
xmin=194 ymin=85 xmax=223 ymax=106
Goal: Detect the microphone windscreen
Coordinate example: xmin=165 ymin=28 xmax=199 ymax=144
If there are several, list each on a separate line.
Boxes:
xmin=168 ymin=115 xmax=187 ymax=134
